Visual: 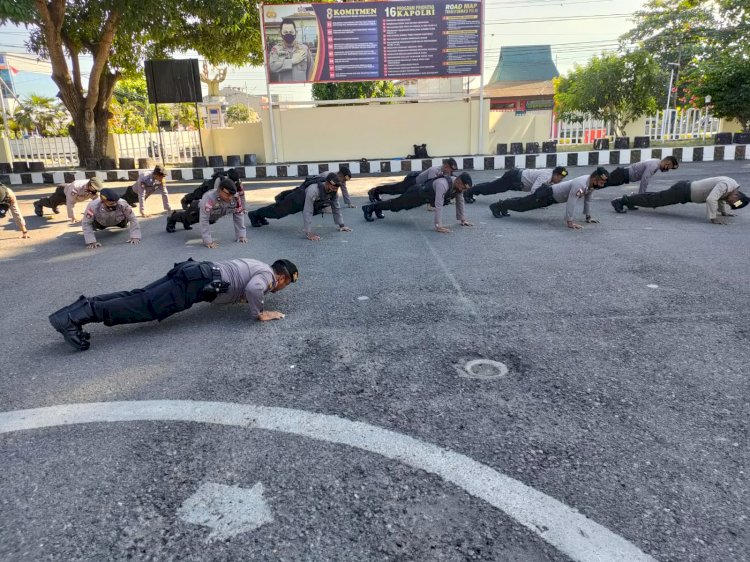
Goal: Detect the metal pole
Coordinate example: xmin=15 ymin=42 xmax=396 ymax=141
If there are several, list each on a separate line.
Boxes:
xmin=154 ymin=102 xmax=167 ymax=167
xmin=195 ymin=101 xmax=205 ymax=159
xmin=661 ymin=63 xmax=677 ymax=141
xmin=0 ymin=76 xmax=13 ymax=144
xmin=258 ymin=4 xmax=278 ymax=163
xmin=477 ymin=0 xmax=486 ymax=155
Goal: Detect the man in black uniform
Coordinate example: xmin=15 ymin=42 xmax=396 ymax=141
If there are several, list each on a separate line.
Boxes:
xmin=49 ymin=258 xmax=299 ymax=351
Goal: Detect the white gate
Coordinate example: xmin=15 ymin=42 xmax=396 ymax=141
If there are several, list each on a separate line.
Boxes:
xmin=114 ymin=130 xmax=202 ymax=165
xmin=646 ymin=108 xmax=720 ymax=141
xmin=9 ymin=136 xmax=79 ymax=167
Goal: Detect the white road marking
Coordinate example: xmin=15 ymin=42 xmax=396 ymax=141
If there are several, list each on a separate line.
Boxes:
xmin=647 ymin=284 xmax=659 ymax=289
xmin=177 ymin=482 xmax=273 ymax=540
xmin=0 ymin=401 xmax=654 ymax=562
xmin=458 ymin=359 xmax=509 ymax=380
xmin=357 ymin=296 xmax=370 ymax=301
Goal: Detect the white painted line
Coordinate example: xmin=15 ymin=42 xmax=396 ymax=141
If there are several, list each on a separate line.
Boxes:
xmin=0 ymin=400 xmax=655 ymax=562
xmin=177 ymin=482 xmax=273 ymax=540
xmin=647 ymin=284 xmax=659 ymax=289
xmin=357 ymin=296 xmax=370 ymax=301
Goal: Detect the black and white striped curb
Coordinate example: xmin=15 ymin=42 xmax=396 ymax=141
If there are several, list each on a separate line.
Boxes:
xmin=2 ymin=144 xmax=747 ymax=186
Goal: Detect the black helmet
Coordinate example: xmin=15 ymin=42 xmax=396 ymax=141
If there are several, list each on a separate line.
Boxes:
xmin=732 ymin=190 xmax=750 ymax=209
xmin=218 ymin=178 xmax=237 ymax=194
xmin=458 ymin=171 xmax=472 ymax=187
xmin=444 ymin=157 xmax=458 ymax=171
xmin=593 ymin=167 xmax=609 ymax=180
xmin=227 ymin=168 xmax=241 ymax=182
xmin=338 ymin=166 xmax=351 ymax=180
xmin=325 ymin=172 xmax=341 ymax=187
xmin=99 ymin=188 xmax=120 ymax=202
xmin=272 ymin=259 xmax=299 ymax=282
xmin=552 ymin=166 xmax=568 ymax=178
xmin=153 ymin=165 xmax=165 ymax=177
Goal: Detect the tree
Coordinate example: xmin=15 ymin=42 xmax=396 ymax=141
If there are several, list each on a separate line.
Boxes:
xmin=312 ymin=81 xmax=405 ymax=101
xmin=0 ymin=0 xmax=266 ymax=162
xmin=554 ymin=52 xmax=662 ymax=136
xmin=682 ymin=51 xmax=750 ymax=132
xmin=12 ymin=94 xmax=70 ymax=136
xmin=226 ymin=103 xmax=250 ymax=124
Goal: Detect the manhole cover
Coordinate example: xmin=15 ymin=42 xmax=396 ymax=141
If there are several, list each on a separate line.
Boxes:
xmin=456 ymin=359 xmax=509 ymax=380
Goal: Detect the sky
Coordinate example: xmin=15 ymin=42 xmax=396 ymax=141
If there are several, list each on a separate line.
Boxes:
xmin=0 ymin=0 xmax=649 ymax=102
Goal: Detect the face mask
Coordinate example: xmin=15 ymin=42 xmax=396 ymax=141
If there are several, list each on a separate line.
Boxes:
xmin=283 ymin=33 xmax=296 ymax=43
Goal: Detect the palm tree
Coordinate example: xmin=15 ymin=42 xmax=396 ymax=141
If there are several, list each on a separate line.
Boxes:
xmin=13 ymin=95 xmax=70 ymax=136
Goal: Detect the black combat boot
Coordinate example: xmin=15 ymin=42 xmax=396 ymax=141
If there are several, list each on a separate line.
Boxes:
xmin=166 ymin=212 xmax=178 ymax=233
xmin=611 ymin=197 xmax=626 ymax=214
xmin=362 ymin=204 xmax=375 ymax=222
xmin=464 ymin=192 xmax=476 ymax=204
xmin=490 ymin=202 xmax=509 ymax=218
xmin=49 ymin=296 xmax=98 ymax=351
xmin=367 ymin=189 xmax=381 ymax=203
xmin=375 ymin=208 xmax=385 ymax=219
xmin=33 ymin=201 xmax=43 ymax=217
xmin=180 ymin=214 xmax=193 ymax=230
xmin=248 ymin=211 xmax=264 ymax=228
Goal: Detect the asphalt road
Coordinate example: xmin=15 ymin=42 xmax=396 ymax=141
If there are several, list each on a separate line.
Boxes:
xmin=0 ymin=160 xmax=748 ymax=561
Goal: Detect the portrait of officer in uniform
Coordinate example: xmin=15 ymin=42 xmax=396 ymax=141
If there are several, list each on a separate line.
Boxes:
xmin=269 ymin=18 xmax=314 ymax=83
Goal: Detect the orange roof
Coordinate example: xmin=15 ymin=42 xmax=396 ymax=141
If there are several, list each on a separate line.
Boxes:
xmin=475 ymin=80 xmax=555 ymax=99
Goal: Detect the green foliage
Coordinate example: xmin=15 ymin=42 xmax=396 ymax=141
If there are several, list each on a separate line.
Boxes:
xmin=11 ymin=94 xmax=71 ymax=136
xmin=682 ymin=51 xmax=750 ymax=132
xmin=311 ymin=81 xmax=405 ymax=101
xmin=554 ymin=51 xmax=661 ymax=136
xmin=226 ymin=103 xmax=250 ymax=125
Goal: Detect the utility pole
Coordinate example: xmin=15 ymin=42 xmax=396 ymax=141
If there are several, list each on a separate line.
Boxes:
xmin=661 ymin=62 xmax=679 ymax=141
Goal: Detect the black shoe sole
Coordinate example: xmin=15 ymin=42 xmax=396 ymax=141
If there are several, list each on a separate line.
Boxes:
xmin=611 ymin=200 xmax=626 ymax=213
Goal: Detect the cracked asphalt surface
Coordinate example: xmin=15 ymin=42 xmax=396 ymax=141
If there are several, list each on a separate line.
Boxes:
xmin=1 ymin=159 xmax=748 ymax=561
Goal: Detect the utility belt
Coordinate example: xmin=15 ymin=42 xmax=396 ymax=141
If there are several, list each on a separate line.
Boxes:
xmin=166 ymin=259 xmax=229 ymax=301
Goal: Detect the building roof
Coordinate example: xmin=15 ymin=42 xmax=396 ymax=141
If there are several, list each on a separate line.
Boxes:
xmin=477 ymin=79 xmax=555 ymax=99
xmin=488 ymin=45 xmax=559 ymax=84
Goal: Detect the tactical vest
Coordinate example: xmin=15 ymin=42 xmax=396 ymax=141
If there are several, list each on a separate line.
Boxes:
xmin=312 ymin=180 xmax=337 ymax=213
xmin=419 ymin=175 xmax=453 ymax=203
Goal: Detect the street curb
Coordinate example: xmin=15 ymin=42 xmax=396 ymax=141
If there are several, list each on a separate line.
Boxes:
xmin=2 ymin=144 xmax=746 ymax=186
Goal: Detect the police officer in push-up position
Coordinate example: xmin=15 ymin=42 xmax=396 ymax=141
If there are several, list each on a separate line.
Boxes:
xmin=367 ymin=158 xmax=458 ymax=208
xmin=122 ymin=165 xmax=171 ymax=217
xmin=490 ymin=167 xmax=610 ymax=230
xmin=0 ymin=184 xmax=31 ymax=239
xmin=248 ymin=172 xmax=352 ymax=241
xmin=362 ymin=171 xmax=473 ymax=233
xmin=273 ymin=166 xmax=354 ymax=207
xmin=33 ymin=177 xmax=101 ymax=222
xmin=611 ymin=176 xmax=749 ymax=224
xmin=605 ymin=156 xmax=679 ymax=210
xmin=167 ymin=178 xmax=247 ymax=248
xmin=49 ymin=258 xmax=299 ymax=351
xmin=81 ymin=188 xmax=141 ymax=249
xmin=463 ymin=166 xmax=568 ymax=204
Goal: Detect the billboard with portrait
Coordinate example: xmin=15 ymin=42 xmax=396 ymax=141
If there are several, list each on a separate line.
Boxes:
xmin=261 ymin=1 xmax=482 ymax=84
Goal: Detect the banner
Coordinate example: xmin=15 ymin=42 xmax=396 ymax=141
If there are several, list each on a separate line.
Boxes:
xmin=262 ymin=1 xmax=482 ymax=84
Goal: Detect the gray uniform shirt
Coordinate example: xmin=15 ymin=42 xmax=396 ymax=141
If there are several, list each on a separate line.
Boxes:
xmin=133 ymin=172 xmax=170 ymax=214
xmin=416 ymin=165 xmax=443 ymax=185
xmin=521 ymin=169 xmax=553 ymax=193
xmin=2 ymin=188 xmax=26 ymax=232
xmin=551 ymin=175 xmax=593 ymax=223
xmin=269 ymin=41 xmax=312 ymax=82
xmin=304 ymin=183 xmax=344 ymax=234
xmin=627 ymin=159 xmax=661 ymax=194
xmin=64 ymin=180 xmax=98 ymax=220
xmin=433 ymin=176 xmax=466 ymax=226
xmin=313 ymin=173 xmax=351 ymax=206
xmin=199 ymin=189 xmax=247 ymax=244
xmin=82 ymin=198 xmax=141 ymax=244
xmin=213 ymin=259 xmax=276 ymax=319
xmin=689 ymin=176 xmax=740 ymax=220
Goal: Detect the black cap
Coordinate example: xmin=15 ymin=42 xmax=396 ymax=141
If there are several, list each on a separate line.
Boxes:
xmin=99 ymin=188 xmax=120 ymax=202
xmin=325 ymin=172 xmax=341 ymax=187
xmin=593 ymin=167 xmax=609 ymax=180
xmin=228 ymin=168 xmax=240 ymax=182
xmin=553 ymin=166 xmax=568 ymax=177
xmin=272 ymin=259 xmax=299 ymax=282
xmin=338 ymin=166 xmax=351 ymax=180
xmin=218 ymin=178 xmax=237 ymax=194
xmin=732 ymin=190 xmax=750 ymax=209
xmin=444 ymin=157 xmax=458 ymax=170
xmin=153 ymin=165 xmax=165 ymax=176
xmin=458 ymin=171 xmax=472 ymax=187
